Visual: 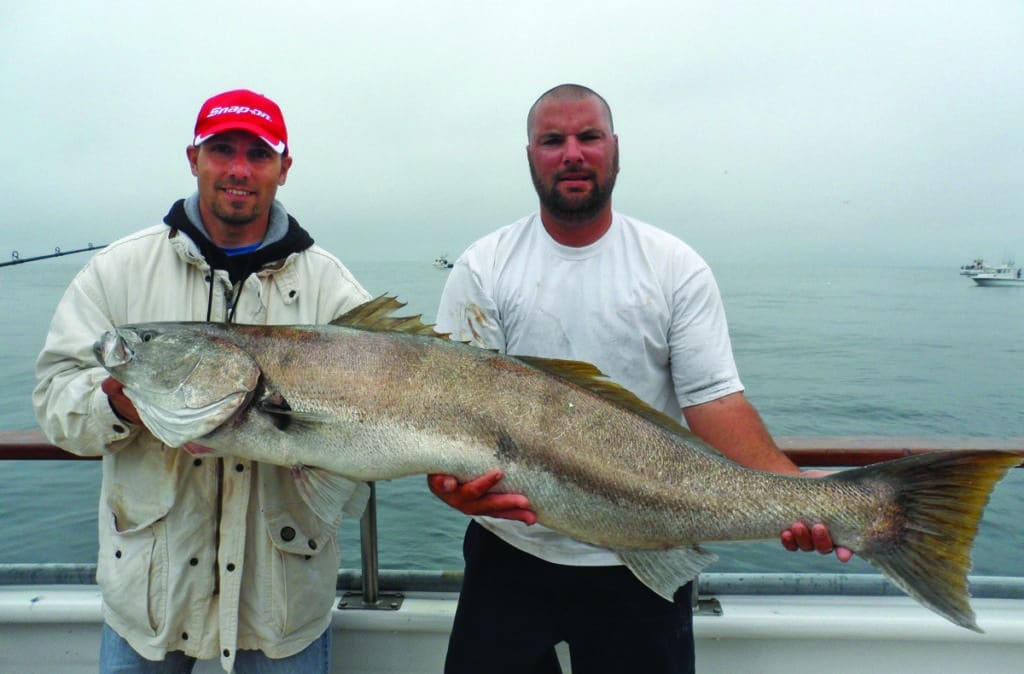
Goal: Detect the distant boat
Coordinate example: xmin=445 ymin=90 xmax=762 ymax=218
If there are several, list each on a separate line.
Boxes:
xmin=960 ymin=257 xmax=1015 ymax=277
xmin=960 ymin=258 xmax=986 ymax=276
xmin=972 ymin=267 xmax=1024 ymax=286
xmin=433 ymin=254 xmax=453 ymax=270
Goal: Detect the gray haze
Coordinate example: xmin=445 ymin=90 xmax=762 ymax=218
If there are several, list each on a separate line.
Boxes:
xmin=3 ymin=1 xmax=1023 ymax=268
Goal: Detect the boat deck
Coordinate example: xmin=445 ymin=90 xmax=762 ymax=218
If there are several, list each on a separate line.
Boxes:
xmin=3 ymin=579 xmax=1023 ymax=674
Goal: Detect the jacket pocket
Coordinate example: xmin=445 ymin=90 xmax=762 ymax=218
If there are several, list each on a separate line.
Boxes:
xmin=97 ymin=504 xmax=171 ymax=635
xmin=260 ymin=507 xmax=341 ymax=636
xmin=258 ymin=465 xmax=342 ymax=636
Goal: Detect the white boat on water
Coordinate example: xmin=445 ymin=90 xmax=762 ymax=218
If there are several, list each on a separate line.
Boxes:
xmin=961 ymin=257 xmax=987 ymax=276
xmin=961 ymin=257 xmax=1016 ymax=278
xmin=432 ymin=254 xmax=454 ymax=269
xmin=2 ymin=434 xmax=1023 ymax=674
xmin=972 ymin=267 xmax=1024 ymax=286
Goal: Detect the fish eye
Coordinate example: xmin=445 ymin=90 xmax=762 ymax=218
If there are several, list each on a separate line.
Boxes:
xmin=141 ymin=331 xmax=154 ymax=343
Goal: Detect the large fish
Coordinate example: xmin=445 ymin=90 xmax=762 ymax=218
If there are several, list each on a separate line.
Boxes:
xmin=94 ymin=295 xmax=1021 ymax=632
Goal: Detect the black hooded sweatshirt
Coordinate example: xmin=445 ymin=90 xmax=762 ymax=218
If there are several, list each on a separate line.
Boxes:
xmin=162 ymin=198 xmax=315 ymax=286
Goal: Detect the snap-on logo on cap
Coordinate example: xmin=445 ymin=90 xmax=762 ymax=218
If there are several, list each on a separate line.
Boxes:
xmin=207 ymin=105 xmax=274 ymax=121
xmin=193 ymin=89 xmax=288 ymax=154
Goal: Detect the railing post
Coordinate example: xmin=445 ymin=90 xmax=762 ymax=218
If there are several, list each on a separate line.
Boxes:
xmin=338 ymin=480 xmax=404 ymax=610
xmin=359 ymin=481 xmax=380 ymax=604
xmin=692 ymin=574 xmax=723 ymax=616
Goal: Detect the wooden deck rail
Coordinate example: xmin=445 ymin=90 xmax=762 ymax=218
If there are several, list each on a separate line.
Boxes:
xmin=2 ymin=430 xmax=1023 ymax=466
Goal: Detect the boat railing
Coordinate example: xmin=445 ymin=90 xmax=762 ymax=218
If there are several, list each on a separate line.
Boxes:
xmin=2 ymin=431 xmax=1022 ymax=606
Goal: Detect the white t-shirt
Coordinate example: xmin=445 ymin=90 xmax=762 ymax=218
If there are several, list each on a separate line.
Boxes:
xmin=435 ymin=211 xmax=743 ymax=566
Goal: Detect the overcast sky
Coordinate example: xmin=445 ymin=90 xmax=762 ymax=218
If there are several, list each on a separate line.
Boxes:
xmin=3 ymin=1 xmax=1023 ymax=268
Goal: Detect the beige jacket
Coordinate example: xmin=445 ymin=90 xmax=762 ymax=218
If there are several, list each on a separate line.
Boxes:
xmin=33 ymin=221 xmax=371 ymax=671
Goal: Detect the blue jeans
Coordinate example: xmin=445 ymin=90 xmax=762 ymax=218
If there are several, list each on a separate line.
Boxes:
xmin=99 ymin=623 xmax=331 ymax=673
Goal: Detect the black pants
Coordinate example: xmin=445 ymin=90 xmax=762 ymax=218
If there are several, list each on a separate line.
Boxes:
xmin=444 ymin=521 xmax=695 ymax=674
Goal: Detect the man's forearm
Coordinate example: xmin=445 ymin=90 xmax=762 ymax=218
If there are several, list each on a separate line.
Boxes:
xmin=683 ymin=392 xmax=800 ymax=474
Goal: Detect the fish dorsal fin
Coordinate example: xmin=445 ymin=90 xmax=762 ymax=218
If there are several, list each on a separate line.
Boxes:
xmin=333 ymin=297 xmax=699 ymax=442
xmin=515 ymin=355 xmax=701 ymax=441
xmin=330 ymin=294 xmax=447 ymax=338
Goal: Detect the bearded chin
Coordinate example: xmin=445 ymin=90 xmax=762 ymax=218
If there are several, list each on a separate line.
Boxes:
xmin=213 ymin=205 xmax=261 ymax=227
xmin=529 ymin=159 xmax=618 ymax=221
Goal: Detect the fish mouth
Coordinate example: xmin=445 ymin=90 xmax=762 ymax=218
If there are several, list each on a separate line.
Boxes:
xmin=93 ymin=330 xmax=133 ymax=368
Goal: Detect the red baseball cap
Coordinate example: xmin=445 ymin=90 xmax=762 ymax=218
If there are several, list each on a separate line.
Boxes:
xmin=193 ymin=89 xmax=288 ymax=154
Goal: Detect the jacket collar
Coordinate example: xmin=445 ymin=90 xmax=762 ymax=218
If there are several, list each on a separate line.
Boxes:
xmin=162 ymin=198 xmax=315 ymax=284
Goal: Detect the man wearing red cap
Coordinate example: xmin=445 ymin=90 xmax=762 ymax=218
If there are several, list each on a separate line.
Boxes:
xmin=34 ymin=89 xmax=369 ymax=673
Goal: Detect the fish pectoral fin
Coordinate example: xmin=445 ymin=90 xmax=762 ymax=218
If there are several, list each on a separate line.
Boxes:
xmin=257 ymin=394 xmax=332 ymax=425
xmin=291 ymin=465 xmax=371 ymax=523
xmin=617 ymin=546 xmax=718 ymax=602
xmin=275 ymin=409 xmax=333 ymax=423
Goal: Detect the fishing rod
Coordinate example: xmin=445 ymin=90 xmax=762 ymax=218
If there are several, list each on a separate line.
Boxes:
xmin=1 ymin=243 xmax=106 ymax=268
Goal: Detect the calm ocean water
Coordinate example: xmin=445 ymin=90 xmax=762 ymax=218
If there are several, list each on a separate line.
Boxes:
xmin=1 ymin=257 xmax=1021 ymax=576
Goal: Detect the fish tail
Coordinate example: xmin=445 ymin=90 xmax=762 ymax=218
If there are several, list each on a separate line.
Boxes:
xmin=846 ymin=450 xmax=1021 ymax=632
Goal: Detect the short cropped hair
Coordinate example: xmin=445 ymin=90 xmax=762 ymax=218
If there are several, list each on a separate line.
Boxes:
xmin=527 ymin=84 xmax=614 ymax=138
